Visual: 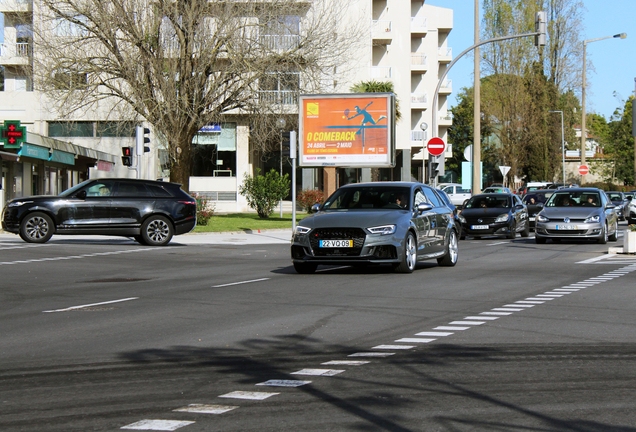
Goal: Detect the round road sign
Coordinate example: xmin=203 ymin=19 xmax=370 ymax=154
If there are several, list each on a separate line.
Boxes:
xmin=427 ymin=137 xmax=446 ymax=156
xmin=578 ymin=165 xmax=589 ymax=175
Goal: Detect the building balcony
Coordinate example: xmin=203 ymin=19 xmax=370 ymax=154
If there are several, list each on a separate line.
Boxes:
xmin=259 ymin=35 xmax=301 ymax=50
xmin=0 ymin=0 xmax=32 ymax=13
xmin=439 ymin=112 xmax=453 ymax=126
xmin=439 ymin=79 xmax=452 ymax=94
xmin=258 ymin=90 xmax=299 ymax=106
xmin=370 ymin=66 xmax=392 ymax=79
xmin=411 ymin=93 xmax=428 ymax=110
xmin=0 ymin=42 xmax=31 ymax=66
xmin=438 ymin=46 xmax=452 ymax=63
xmin=371 ymin=20 xmax=392 ymax=45
xmin=411 ymin=17 xmax=428 ymax=35
xmin=410 ymin=129 xmax=427 ymax=145
xmin=410 ymin=53 xmax=427 ymax=73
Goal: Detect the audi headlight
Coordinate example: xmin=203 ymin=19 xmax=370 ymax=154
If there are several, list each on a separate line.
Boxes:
xmin=367 ymin=224 xmax=396 ymax=235
xmin=7 ymin=200 xmax=33 ymax=208
xmin=495 ymin=213 xmax=510 ymax=223
xmin=584 ymin=215 xmax=600 ymax=223
xmin=295 ymin=225 xmax=311 ymax=235
xmin=537 ymin=214 xmax=550 ymax=223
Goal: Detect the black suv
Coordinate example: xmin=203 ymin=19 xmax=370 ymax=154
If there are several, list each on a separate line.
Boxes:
xmin=1 ymin=178 xmax=197 ymax=245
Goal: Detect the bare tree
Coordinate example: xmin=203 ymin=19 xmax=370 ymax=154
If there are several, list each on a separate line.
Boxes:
xmin=33 ymin=0 xmax=363 ymax=190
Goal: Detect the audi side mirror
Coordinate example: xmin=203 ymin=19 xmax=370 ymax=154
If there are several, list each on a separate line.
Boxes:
xmin=76 ymin=190 xmax=87 ymax=200
xmin=310 ymin=203 xmax=321 ymax=213
xmin=417 ymin=203 xmax=433 ymax=213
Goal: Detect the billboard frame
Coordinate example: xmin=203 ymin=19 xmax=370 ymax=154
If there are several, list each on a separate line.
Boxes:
xmin=298 ymin=93 xmax=396 ymax=168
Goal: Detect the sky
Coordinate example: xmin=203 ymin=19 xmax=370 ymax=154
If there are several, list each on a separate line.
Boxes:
xmin=426 ymin=0 xmax=635 ymax=121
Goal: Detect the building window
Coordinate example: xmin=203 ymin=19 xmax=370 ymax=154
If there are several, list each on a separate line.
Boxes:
xmin=191 ymin=123 xmax=237 ymax=177
xmin=48 ymin=121 xmax=94 ymax=137
xmin=96 ymin=121 xmax=136 ymax=137
xmin=259 ymin=72 xmax=299 ymax=105
xmin=52 ymin=71 xmax=88 ymax=90
xmin=0 ymin=66 xmax=4 ymax=92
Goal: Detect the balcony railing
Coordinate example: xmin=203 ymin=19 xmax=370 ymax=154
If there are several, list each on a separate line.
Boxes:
xmin=0 ymin=42 xmax=31 ymax=58
xmin=411 ymin=93 xmax=428 ymax=104
xmin=370 ymin=66 xmax=391 ymax=79
xmin=438 ymin=47 xmax=452 ymax=58
xmin=411 ymin=17 xmax=428 ymax=32
xmin=439 ymin=79 xmax=452 ymax=92
xmin=258 ymin=90 xmax=299 ymax=105
xmin=259 ymin=35 xmax=301 ymax=50
xmin=411 ymin=130 xmax=427 ymax=142
xmin=411 ymin=53 xmax=427 ymax=66
xmin=371 ymin=20 xmax=392 ymax=34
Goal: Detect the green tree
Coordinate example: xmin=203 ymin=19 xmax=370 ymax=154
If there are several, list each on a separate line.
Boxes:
xmin=349 ymin=80 xmax=401 ymax=122
xmin=239 ymin=169 xmax=291 ymax=219
xmin=605 ymin=97 xmax=635 ymax=185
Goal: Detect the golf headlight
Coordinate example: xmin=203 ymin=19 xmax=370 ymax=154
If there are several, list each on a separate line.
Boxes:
xmin=8 ymin=200 xmax=33 ymax=207
xmin=495 ymin=213 xmax=510 ymax=222
xmin=537 ymin=214 xmax=550 ymax=223
xmin=295 ymin=225 xmax=311 ymax=235
xmin=584 ymin=215 xmax=600 ymax=223
xmin=367 ymin=224 xmax=396 ymax=235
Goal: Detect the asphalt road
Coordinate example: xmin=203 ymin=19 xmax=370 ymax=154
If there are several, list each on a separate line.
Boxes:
xmin=1 ymin=227 xmax=635 ymax=432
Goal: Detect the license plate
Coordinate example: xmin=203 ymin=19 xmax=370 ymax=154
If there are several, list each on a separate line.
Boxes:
xmin=319 ymin=239 xmax=353 ymax=248
xmin=556 ymin=224 xmax=577 ymax=230
xmin=471 ymin=225 xmax=489 ymax=230
xmin=529 ymin=217 xmax=536 ymax=221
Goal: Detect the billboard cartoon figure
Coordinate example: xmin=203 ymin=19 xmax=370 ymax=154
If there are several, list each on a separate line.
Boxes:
xmin=345 ymin=102 xmax=387 ymax=135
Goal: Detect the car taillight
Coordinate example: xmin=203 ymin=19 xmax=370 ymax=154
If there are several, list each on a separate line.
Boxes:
xmin=179 ymin=201 xmax=196 ymax=205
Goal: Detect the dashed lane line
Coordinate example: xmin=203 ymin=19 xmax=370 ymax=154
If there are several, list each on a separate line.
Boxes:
xmin=0 ymin=247 xmax=169 ymax=266
xmin=43 ymin=297 xmax=139 ymax=313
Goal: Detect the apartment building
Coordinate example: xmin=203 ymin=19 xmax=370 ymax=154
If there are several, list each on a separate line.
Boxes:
xmin=0 ymin=0 xmax=453 ymax=212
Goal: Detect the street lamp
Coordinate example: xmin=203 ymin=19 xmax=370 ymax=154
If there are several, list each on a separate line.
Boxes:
xmin=549 ymin=110 xmax=565 ymax=185
xmin=420 ymin=121 xmax=428 ymax=182
xmin=276 ymin=117 xmax=286 ymax=218
xmin=580 ymin=33 xmax=626 ymax=184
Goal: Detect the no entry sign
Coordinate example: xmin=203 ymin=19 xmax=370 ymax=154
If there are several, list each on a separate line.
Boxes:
xmin=578 ymin=164 xmax=589 ymax=175
xmin=427 ymin=137 xmax=446 ymax=156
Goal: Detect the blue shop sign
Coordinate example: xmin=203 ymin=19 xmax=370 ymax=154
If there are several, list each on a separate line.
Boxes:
xmin=49 ymin=149 xmax=76 ymax=165
xmin=18 ymin=143 xmax=50 ymax=160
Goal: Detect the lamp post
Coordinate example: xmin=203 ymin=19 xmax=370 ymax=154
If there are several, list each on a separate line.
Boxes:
xmin=420 ymin=121 xmax=428 ymax=182
xmin=580 ymin=33 xmax=626 ymax=184
xmin=276 ymin=117 xmax=286 ymax=218
xmin=549 ymin=110 xmax=565 ymax=185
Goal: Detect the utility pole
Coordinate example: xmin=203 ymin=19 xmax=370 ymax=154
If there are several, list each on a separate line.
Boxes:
xmin=472 ymin=0 xmax=481 ymax=194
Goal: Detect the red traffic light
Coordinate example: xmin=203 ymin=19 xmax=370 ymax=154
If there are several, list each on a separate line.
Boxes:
xmin=122 ymin=146 xmax=132 ymax=156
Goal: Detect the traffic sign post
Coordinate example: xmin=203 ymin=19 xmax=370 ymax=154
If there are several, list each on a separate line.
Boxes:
xmin=578 ymin=165 xmax=589 ymax=176
xmin=427 ymin=137 xmax=446 ymax=156
xmin=427 ymin=138 xmax=446 ymax=187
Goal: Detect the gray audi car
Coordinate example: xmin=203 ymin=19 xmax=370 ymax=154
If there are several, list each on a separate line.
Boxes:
xmin=534 ymin=188 xmax=618 ymax=244
xmin=291 ymin=182 xmax=459 ymax=274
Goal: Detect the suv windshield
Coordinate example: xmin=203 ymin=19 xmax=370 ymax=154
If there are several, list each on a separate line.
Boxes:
xmin=323 ymin=186 xmax=411 ymax=210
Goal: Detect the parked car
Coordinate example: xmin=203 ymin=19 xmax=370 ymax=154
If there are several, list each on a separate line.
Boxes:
xmin=439 ymin=183 xmax=472 ymax=207
xmin=482 ymin=186 xmax=512 ymax=194
xmin=291 ymin=182 xmax=459 ymax=274
xmin=516 ymin=181 xmax=551 ymax=196
xmin=458 ymin=193 xmax=529 ymax=239
xmin=521 ymin=189 xmax=554 ymax=229
xmin=436 ymin=188 xmax=463 ymax=238
xmin=534 ymin=188 xmax=618 ymax=244
xmin=1 ymin=178 xmax=197 ymax=245
xmin=605 ymin=191 xmax=629 ymax=221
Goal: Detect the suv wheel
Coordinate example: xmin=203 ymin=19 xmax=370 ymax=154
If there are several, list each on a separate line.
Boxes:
xmin=141 ymin=215 xmax=174 ymax=246
xmin=19 ymin=212 xmax=55 ymax=244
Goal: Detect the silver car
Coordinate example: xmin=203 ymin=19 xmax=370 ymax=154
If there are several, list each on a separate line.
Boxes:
xmin=534 ymin=188 xmax=618 ymax=244
xmin=291 ymin=182 xmax=459 ymax=273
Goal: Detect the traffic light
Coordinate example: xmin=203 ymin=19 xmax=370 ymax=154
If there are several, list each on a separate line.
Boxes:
xmin=121 ymin=146 xmax=133 ymax=166
xmin=534 ymin=11 xmax=547 ymax=47
xmin=136 ymin=125 xmax=150 ymax=155
xmin=429 ymin=155 xmax=440 ymax=179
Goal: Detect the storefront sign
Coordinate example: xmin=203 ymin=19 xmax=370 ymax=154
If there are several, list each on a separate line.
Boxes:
xmin=299 ymin=94 xmax=395 ymax=168
xmin=97 ymin=160 xmax=114 ymax=171
xmin=49 ymin=149 xmax=76 ymax=165
xmin=18 ymin=143 xmax=50 ymax=160
xmin=1 ymin=120 xmax=26 ymax=149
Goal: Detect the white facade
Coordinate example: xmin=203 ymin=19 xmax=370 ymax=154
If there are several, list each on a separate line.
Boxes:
xmin=0 ymin=0 xmax=454 ymax=212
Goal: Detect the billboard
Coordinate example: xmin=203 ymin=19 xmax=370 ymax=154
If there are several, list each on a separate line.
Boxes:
xmin=298 ymin=93 xmax=395 ymax=167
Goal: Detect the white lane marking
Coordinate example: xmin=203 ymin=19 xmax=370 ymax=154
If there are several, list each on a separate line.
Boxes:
xmin=504 ymin=304 xmax=535 ymax=308
xmin=256 ymin=380 xmax=311 ymax=387
xmin=465 ymin=316 xmax=499 ymax=320
xmin=173 ymin=404 xmax=238 ymax=414
xmin=449 ymin=320 xmax=485 ymax=325
xmin=434 ymin=326 xmax=470 ymax=330
xmin=492 ymin=308 xmax=524 ymax=312
xmin=1 ymin=248 xmax=165 ymax=266
xmin=487 ymin=241 xmax=509 ymax=246
xmin=526 ymin=297 xmax=554 ymax=301
xmin=121 ymin=419 xmax=194 ymax=430
xmin=372 ymin=344 xmax=414 ymax=350
xmin=554 ymin=289 xmax=580 ymax=291
xmin=536 ymin=294 xmax=564 ymax=297
xmin=394 ymin=338 xmax=436 ymax=343
xmin=322 ymin=360 xmax=370 ymax=366
xmin=43 ymin=297 xmax=138 ymax=313
xmin=219 ymin=391 xmax=278 ymax=400
xmin=415 ymin=331 xmax=454 ymax=336
xmin=545 ymin=291 xmax=571 ymax=295
xmin=212 ymin=278 xmax=269 ymax=288
xmin=292 ymin=369 xmax=344 ymax=376
xmin=348 ymin=352 xmax=395 ymax=357
xmin=515 ymin=300 xmax=545 ymax=304
xmin=577 ymin=255 xmax=612 ymax=264
xmin=480 ymin=311 xmax=512 ymax=316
